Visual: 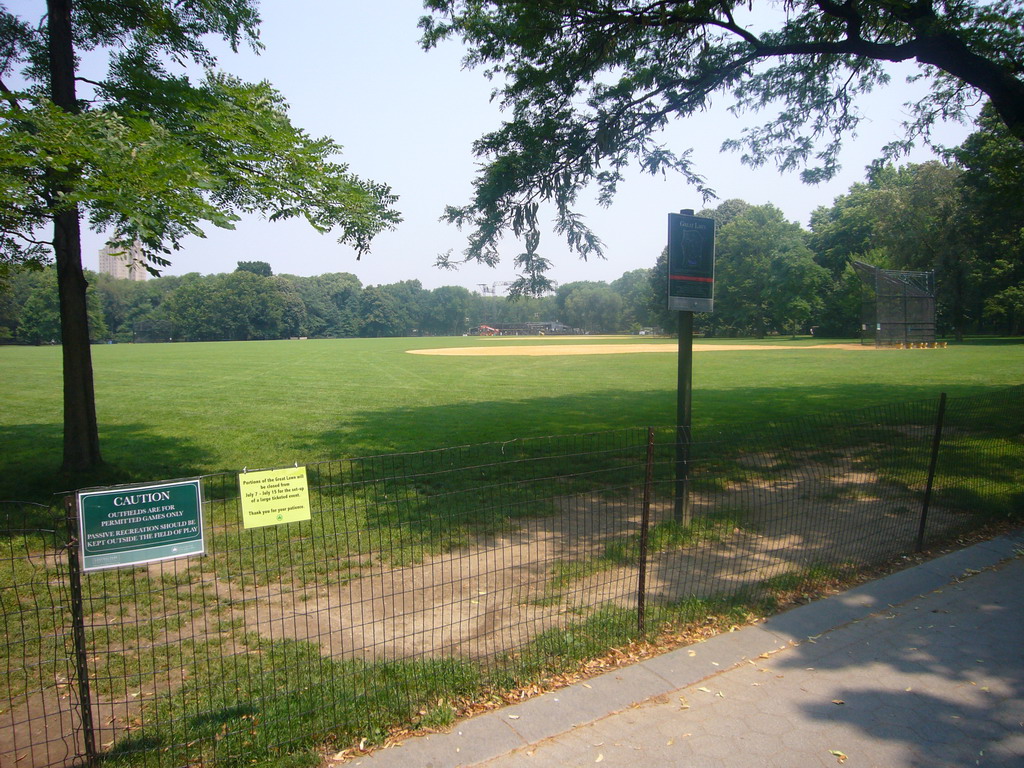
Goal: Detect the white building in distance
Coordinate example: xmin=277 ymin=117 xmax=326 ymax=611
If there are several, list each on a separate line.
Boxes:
xmin=98 ymin=241 xmax=148 ymax=281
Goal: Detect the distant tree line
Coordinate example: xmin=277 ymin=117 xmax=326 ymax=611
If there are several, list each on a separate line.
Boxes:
xmin=2 ymin=109 xmax=1021 ymax=343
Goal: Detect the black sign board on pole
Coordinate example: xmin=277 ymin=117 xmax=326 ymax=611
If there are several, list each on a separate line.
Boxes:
xmin=667 ymin=211 xmax=715 ymax=313
xmin=667 ymin=209 xmax=715 ymax=525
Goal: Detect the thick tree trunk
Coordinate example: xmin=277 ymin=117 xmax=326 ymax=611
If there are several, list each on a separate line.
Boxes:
xmin=48 ymin=0 xmax=103 ymax=471
xmin=54 ymin=208 xmax=102 ymax=470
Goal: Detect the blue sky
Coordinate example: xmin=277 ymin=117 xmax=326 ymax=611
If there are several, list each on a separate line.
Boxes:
xmin=14 ymin=1 xmax=976 ymax=290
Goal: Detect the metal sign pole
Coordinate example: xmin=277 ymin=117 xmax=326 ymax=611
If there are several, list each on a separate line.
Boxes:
xmin=674 ymin=311 xmax=694 ymax=524
xmin=667 ymin=208 xmax=715 ymax=526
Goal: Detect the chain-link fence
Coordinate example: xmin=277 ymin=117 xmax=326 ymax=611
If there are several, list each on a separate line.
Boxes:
xmin=853 ymin=261 xmax=937 ymax=346
xmin=0 ymin=503 xmax=81 ymax=767
xmin=2 ymin=387 xmax=1021 ymax=767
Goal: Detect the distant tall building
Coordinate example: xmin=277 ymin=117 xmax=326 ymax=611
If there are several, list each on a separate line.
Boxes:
xmin=98 ymin=241 xmax=148 ymax=281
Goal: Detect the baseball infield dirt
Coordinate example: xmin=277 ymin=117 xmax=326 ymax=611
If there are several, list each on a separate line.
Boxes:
xmin=409 ymin=342 xmax=871 ymax=356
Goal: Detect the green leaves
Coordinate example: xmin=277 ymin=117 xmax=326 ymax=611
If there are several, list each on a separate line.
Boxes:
xmin=71 ymin=0 xmax=263 ymax=62
xmin=711 ymin=201 xmax=828 ymax=336
xmin=0 ymin=2 xmax=400 ymax=275
xmin=0 ymin=75 xmax=400 ymax=271
xmin=423 ymin=1 xmax=1024 ymax=289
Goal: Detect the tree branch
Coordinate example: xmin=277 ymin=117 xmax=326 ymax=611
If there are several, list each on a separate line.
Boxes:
xmin=0 ymin=228 xmax=53 ymax=247
xmin=0 ymin=75 xmax=23 ymax=111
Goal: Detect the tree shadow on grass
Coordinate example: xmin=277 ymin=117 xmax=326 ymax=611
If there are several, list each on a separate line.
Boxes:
xmin=261 ymin=381 xmax=1017 ymax=580
xmin=276 ymin=382 xmax=1021 ymax=586
xmin=0 ymin=422 xmax=216 ymax=510
xmin=296 ymin=382 xmax=1019 ymax=469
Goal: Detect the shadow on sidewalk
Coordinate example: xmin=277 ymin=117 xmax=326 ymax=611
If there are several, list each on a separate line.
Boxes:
xmin=779 ymin=559 xmax=1024 ymax=767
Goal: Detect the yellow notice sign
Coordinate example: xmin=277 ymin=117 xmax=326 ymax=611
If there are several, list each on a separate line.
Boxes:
xmin=239 ymin=466 xmax=311 ymax=529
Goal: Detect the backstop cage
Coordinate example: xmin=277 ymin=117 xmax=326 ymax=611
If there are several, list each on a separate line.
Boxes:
xmin=853 ymin=261 xmax=936 ymax=347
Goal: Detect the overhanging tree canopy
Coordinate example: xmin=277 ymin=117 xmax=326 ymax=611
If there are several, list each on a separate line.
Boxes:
xmin=421 ymin=0 xmax=1024 ymax=288
xmin=0 ymin=0 xmax=399 ymax=472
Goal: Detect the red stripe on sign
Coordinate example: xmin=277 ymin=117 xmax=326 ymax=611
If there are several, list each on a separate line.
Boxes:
xmin=669 ymin=275 xmax=713 ymax=283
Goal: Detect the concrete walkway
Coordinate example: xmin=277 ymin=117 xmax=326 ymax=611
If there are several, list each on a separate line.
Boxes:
xmin=352 ymin=532 xmax=1024 ymax=768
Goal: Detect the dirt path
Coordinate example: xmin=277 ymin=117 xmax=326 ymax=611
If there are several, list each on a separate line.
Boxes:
xmin=409 ymin=343 xmax=875 ymax=356
xmin=232 ymin=466 xmax=966 ymax=665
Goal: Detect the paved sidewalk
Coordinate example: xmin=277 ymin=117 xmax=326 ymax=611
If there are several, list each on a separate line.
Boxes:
xmin=353 ymin=532 xmax=1024 ymax=768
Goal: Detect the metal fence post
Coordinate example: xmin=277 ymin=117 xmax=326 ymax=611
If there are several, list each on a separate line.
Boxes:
xmin=916 ymin=392 xmax=947 ymax=553
xmin=64 ymin=495 xmax=98 ymax=767
xmin=637 ymin=428 xmax=656 ymax=636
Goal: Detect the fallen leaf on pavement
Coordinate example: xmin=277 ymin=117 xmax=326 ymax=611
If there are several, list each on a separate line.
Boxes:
xmin=829 ymin=749 xmax=848 ymax=763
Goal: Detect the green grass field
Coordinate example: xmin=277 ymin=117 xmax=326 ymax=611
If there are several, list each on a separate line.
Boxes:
xmin=2 ymin=335 xmax=1022 ymax=502
xmin=2 ymin=334 xmax=1022 ymax=768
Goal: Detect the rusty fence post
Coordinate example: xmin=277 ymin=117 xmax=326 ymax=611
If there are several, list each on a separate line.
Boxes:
xmin=64 ymin=495 xmax=98 ymax=767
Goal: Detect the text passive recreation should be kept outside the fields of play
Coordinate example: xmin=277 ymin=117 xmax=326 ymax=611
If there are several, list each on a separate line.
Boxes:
xmin=77 ymin=479 xmax=205 ymax=571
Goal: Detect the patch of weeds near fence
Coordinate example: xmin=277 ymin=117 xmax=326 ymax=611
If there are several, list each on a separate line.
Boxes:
xmin=493 ymin=594 xmax=769 ymax=694
xmin=603 ymin=510 xmax=747 ymax=566
xmin=0 ymin=529 xmax=68 ymax=704
xmin=105 ymin=637 xmax=483 ymax=768
xmin=757 ymin=562 xmax=860 ymax=598
xmin=529 ymin=510 xmax=747 ymax=607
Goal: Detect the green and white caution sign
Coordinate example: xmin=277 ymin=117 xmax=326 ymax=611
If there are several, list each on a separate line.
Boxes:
xmin=77 ymin=479 xmax=205 ymax=571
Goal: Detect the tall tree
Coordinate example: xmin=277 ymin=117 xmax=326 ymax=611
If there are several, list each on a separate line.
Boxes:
xmin=611 ymin=268 xmax=655 ymax=331
xmin=952 ymin=103 xmax=1024 ymax=333
xmin=164 ymin=270 xmax=298 ymax=341
xmin=563 ymin=284 xmax=623 ymax=333
xmin=647 ymin=248 xmax=678 ymax=334
xmin=712 ymin=203 xmax=828 ymax=337
xmin=423 ymin=285 xmax=473 ymax=336
xmin=871 ymin=162 xmax=979 ymax=337
xmin=470 ymin=292 xmax=555 ymax=326
xmin=15 ymin=265 xmax=107 ymax=344
xmin=359 ymin=285 xmax=405 ymax=338
xmin=0 ymin=1 xmax=399 ymax=472
xmin=236 ymin=261 xmax=274 ymax=277
xmin=422 ymin=1 xmax=1024 ymax=287
xmin=809 ymin=160 xmax=981 ymax=337
xmin=17 ymin=267 xmax=63 ymax=345
xmin=284 ymin=272 xmax=364 ymax=337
